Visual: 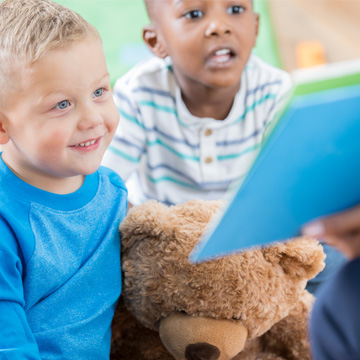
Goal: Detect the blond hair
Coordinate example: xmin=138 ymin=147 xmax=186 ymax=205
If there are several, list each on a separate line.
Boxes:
xmin=0 ymin=0 xmax=100 ymax=107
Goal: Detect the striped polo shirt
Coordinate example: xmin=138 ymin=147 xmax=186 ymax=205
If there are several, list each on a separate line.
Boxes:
xmin=102 ymin=55 xmax=292 ymax=205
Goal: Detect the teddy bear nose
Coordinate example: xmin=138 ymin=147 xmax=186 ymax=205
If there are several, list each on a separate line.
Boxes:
xmin=185 ymin=342 xmax=221 ymax=360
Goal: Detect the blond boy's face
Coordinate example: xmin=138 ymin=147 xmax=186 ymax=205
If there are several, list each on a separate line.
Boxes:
xmin=146 ymin=0 xmax=259 ymax=91
xmin=0 ymin=38 xmax=119 ymax=192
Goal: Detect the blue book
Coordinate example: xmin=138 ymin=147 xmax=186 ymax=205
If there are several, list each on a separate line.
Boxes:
xmin=190 ymin=59 xmax=360 ymax=263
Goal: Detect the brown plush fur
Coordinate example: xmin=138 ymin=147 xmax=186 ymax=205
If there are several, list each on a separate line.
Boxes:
xmin=111 ymin=200 xmax=325 ymax=360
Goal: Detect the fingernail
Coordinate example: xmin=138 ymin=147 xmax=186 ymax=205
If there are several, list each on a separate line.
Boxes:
xmin=302 ymin=221 xmax=325 ymax=237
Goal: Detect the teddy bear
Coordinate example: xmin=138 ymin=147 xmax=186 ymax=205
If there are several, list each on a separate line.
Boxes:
xmin=111 ymin=199 xmax=325 ymax=360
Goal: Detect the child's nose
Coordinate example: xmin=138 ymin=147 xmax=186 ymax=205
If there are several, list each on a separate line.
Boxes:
xmin=78 ymin=107 xmax=103 ymax=130
xmin=205 ymin=19 xmax=231 ymax=37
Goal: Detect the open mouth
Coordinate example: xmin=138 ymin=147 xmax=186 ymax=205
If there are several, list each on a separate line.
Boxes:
xmin=208 ymin=48 xmax=236 ymax=65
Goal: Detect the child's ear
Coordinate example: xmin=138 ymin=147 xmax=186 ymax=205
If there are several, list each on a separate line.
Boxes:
xmin=0 ymin=113 xmax=10 ymax=145
xmin=251 ymin=13 xmax=260 ymax=48
xmin=254 ymin=13 xmax=260 ymax=38
xmin=143 ymin=25 xmax=168 ymax=58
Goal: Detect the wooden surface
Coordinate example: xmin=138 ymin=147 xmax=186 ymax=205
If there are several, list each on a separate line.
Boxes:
xmin=268 ymin=0 xmax=360 ymax=71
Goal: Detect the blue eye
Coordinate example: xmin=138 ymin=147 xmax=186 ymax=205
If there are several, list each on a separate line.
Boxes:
xmin=184 ymin=10 xmax=204 ymax=19
xmin=93 ymin=88 xmax=104 ymax=98
xmin=55 ymin=100 xmax=70 ymax=110
xmin=227 ymin=5 xmax=245 ymax=14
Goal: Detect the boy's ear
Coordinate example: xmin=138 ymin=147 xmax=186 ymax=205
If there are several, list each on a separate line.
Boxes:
xmin=143 ymin=25 xmax=168 ymax=58
xmin=0 ymin=113 xmax=10 ymax=145
xmin=254 ymin=13 xmax=260 ymax=38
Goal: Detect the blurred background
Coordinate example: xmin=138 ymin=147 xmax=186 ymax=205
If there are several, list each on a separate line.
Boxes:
xmin=268 ymin=0 xmax=360 ymax=71
xmin=1 ymin=0 xmax=360 ymax=85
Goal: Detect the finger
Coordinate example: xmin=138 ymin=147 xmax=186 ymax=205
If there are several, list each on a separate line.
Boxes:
xmin=320 ymin=235 xmax=338 ymax=247
xmin=302 ymin=205 xmax=360 ymax=238
xmin=321 ymin=205 xmax=360 ymax=236
xmin=301 ymin=221 xmax=326 ymax=238
xmin=340 ymin=233 xmax=360 ymax=260
xmin=322 ymin=233 xmax=360 ymax=260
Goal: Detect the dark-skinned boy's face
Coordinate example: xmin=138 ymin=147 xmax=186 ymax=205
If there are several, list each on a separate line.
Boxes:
xmin=145 ymin=0 xmax=259 ymax=91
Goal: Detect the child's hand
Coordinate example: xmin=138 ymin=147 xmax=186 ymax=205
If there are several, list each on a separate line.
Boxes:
xmin=302 ymin=205 xmax=360 ymax=260
xmin=127 ymin=201 xmax=133 ymax=213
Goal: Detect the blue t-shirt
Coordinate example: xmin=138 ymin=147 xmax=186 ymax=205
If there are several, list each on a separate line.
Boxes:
xmin=0 ymin=156 xmax=127 ymax=359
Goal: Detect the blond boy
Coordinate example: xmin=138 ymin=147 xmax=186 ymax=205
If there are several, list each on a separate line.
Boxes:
xmin=0 ymin=0 xmax=127 ymax=358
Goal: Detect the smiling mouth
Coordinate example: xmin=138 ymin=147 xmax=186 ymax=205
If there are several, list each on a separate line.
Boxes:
xmin=74 ymin=139 xmax=97 ymax=147
xmin=71 ymin=138 xmax=100 ymax=148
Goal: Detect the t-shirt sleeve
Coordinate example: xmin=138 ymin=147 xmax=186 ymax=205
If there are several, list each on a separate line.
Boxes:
xmin=0 ymin=221 xmax=41 ymax=359
xmin=102 ymin=77 xmax=147 ymax=182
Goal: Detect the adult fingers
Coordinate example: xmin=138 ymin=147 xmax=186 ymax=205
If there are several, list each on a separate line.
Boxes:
xmin=302 ymin=204 xmax=360 ymax=238
xmin=321 ymin=205 xmax=360 ymax=236
xmin=321 ymin=233 xmax=360 ymax=260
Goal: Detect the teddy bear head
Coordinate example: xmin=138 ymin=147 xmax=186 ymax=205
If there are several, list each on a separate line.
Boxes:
xmin=119 ymin=199 xmax=325 ymax=359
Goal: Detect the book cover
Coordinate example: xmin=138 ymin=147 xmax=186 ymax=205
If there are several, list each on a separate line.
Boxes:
xmin=190 ymin=59 xmax=360 ymax=263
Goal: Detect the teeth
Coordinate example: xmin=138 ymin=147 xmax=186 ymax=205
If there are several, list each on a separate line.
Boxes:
xmin=215 ymin=56 xmax=229 ymax=63
xmin=215 ymin=49 xmax=230 ymax=56
xmin=77 ymin=139 xmax=96 ymax=147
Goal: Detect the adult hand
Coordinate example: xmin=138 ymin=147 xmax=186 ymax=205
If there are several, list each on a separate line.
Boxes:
xmin=302 ymin=204 xmax=360 ymax=260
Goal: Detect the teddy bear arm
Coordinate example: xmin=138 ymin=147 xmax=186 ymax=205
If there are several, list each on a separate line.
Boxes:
xmin=259 ymin=293 xmax=313 ymax=360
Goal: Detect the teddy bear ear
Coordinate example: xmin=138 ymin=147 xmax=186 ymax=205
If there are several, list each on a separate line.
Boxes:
xmin=263 ymin=237 xmax=326 ymax=280
xmin=119 ymin=200 xmax=176 ymax=251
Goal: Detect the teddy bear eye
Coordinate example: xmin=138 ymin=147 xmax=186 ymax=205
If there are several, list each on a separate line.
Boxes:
xmin=232 ymin=315 xmax=242 ymax=320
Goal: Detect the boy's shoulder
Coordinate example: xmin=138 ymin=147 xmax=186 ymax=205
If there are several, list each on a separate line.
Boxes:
xmin=247 ymin=54 xmax=289 ymax=75
xmin=114 ymin=56 xmax=172 ymax=93
xmin=246 ymin=55 xmax=292 ymax=87
xmin=98 ymin=166 xmax=127 ymax=192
